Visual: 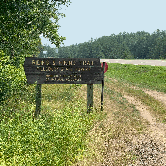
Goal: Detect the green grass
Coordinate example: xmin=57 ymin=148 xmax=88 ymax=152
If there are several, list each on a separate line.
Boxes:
xmin=0 ymin=84 xmax=106 ymax=165
xmin=1 ymin=62 xmax=166 ymax=165
xmin=106 ymin=63 xmax=166 ymax=93
xmin=104 ymin=63 xmax=166 ymax=123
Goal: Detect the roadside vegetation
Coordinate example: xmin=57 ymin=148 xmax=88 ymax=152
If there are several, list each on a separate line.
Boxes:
xmin=0 ymin=83 xmax=106 ymax=165
xmin=1 ymin=62 xmax=166 ymax=165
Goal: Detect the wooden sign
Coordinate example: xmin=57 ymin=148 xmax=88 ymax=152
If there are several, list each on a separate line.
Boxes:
xmin=24 ymin=58 xmax=103 ymax=84
xmin=24 ymin=57 xmax=107 ymax=117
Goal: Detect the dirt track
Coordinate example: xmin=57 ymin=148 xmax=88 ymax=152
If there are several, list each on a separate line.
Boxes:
xmin=74 ymin=60 xmax=166 ymax=165
xmin=105 ymin=78 xmax=166 ymax=165
xmin=74 ymin=76 xmax=166 ymax=165
xmin=100 ymin=59 xmax=166 ymax=66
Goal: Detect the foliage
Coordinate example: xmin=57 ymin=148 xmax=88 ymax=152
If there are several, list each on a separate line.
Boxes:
xmin=55 ymin=29 xmax=166 ymax=59
xmin=0 ymin=83 xmax=105 ymax=165
xmin=0 ymin=52 xmax=29 ymax=103
xmin=0 ymin=0 xmax=71 ymax=54
xmin=0 ymin=0 xmax=71 ymax=103
xmin=0 ymin=109 xmax=83 ymax=165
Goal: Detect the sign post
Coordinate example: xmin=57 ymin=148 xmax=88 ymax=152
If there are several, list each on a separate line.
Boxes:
xmin=87 ymin=84 xmax=93 ymax=113
xmin=24 ymin=57 xmax=107 ymax=117
xmin=101 ymin=62 xmax=105 ymax=111
xmin=35 ymin=84 xmax=42 ymax=118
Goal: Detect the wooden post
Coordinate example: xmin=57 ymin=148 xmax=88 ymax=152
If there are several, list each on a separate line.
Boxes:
xmin=87 ymin=84 xmax=93 ymax=113
xmin=101 ymin=62 xmax=105 ymax=111
xmin=32 ymin=55 xmax=42 ymax=118
xmin=34 ymin=84 xmax=42 ymax=118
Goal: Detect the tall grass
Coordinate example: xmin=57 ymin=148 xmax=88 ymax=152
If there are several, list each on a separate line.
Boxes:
xmin=0 ymin=84 xmax=105 ymax=165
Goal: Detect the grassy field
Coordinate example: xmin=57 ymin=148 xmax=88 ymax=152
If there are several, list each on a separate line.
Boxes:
xmin=107 ymin=63 xmax=166 ymax=92
xmin=0 ymin=62 xmax=166 ymax=165
xmin=105 ymin=63 xmax=166 ymax=123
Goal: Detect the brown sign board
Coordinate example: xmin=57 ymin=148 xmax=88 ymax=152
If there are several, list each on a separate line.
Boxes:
xmin=24 ymin=58 xmax=104 ymax=84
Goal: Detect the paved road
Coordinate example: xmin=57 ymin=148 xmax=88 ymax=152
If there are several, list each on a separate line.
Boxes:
xmin=100 ymin=59 xmax=166 ymax=66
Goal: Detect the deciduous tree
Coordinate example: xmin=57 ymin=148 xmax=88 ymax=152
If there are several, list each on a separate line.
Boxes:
xmin=0 ymin=0 xmax=71 ymax=103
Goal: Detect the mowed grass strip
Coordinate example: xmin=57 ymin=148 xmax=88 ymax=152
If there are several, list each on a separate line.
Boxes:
xmin=107 ymin=63 xmax=166 ymax=92
xmin=105 ymin=63 xmax=166 ymax=123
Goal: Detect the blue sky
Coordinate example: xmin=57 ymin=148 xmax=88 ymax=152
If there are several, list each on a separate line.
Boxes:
xmin=40 ymin=0 xmax=166 ymax=48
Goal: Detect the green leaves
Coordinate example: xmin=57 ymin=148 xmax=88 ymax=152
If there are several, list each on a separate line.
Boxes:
xmin=0 ymin=0 xmax=71 ymax=58
xmin=55 ymin=29 xmax=166 ymax=59
xmin=0 ymin=0 xmax=71 ymax=103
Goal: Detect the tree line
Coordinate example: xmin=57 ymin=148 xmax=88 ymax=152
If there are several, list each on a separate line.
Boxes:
xmin=40 ymin=29 xmax=166 ymax=59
